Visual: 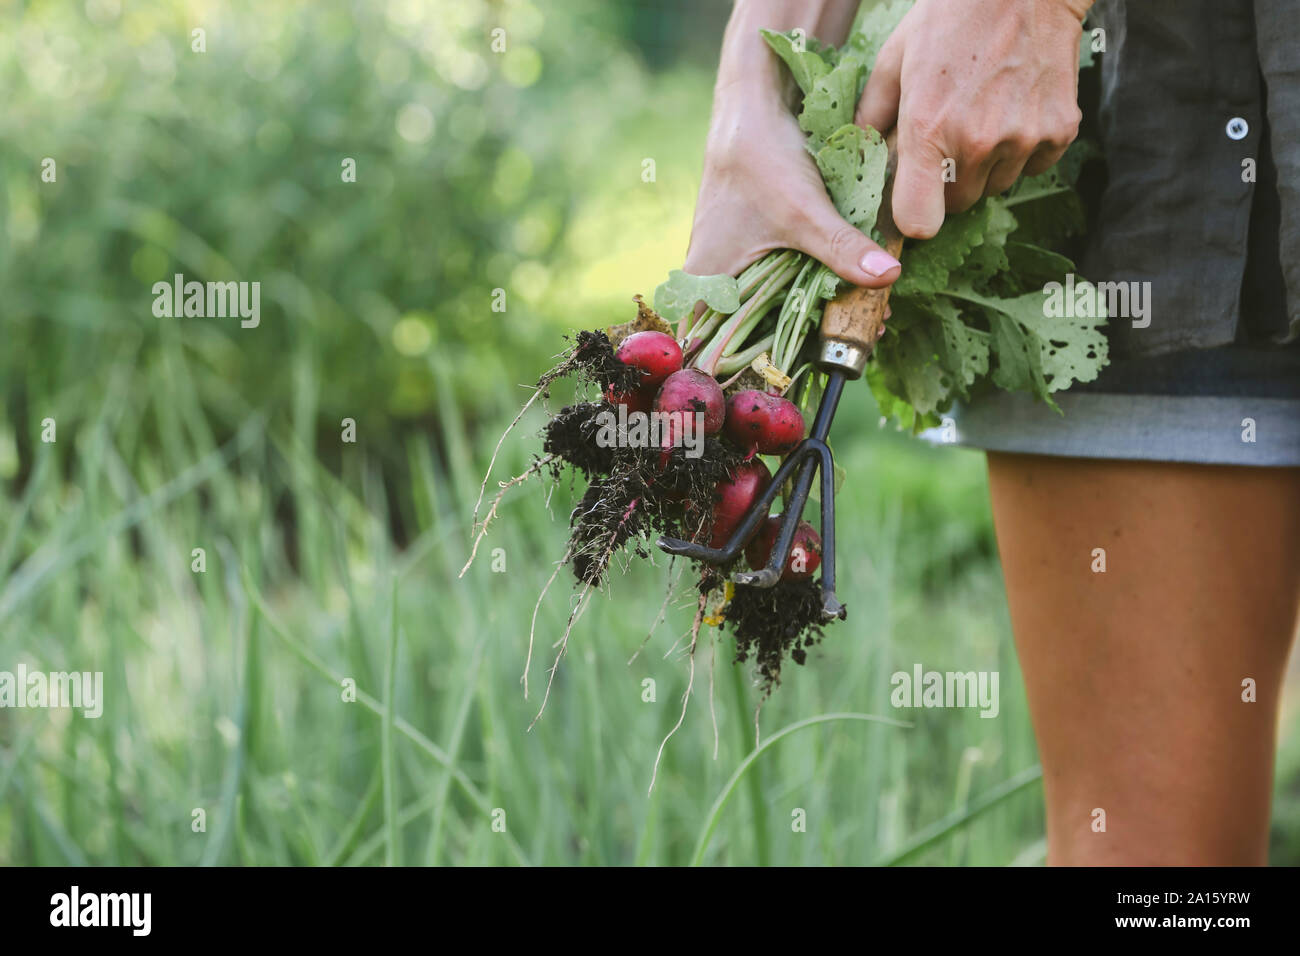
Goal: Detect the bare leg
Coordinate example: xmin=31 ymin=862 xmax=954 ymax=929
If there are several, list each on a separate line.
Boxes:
xmin=986 ymin=453 xmax=1300 ymax=865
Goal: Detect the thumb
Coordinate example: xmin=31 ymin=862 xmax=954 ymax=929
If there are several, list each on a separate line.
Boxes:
xmin=791 ymin=200 xmax=901 ymax=289
xmin=855 ymin=34 xmax=902 ymax=136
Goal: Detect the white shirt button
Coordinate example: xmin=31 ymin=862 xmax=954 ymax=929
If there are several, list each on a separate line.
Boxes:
xmin=1226 ymin=117 xmax=1249 ymax=140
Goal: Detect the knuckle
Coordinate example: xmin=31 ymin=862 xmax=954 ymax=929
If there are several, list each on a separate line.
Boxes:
xmin=1005 ymin=130 xmax=1040 ymax=155
xmin=1051 ymin=108 xmax=1083 ymax=146
xmin=827 ymin=223 xmax=864 ymax=260
xmin=909 ymin=114 xmax=946 ymax=150
xmin=962 ymin=131 xmax=1000 ymax=160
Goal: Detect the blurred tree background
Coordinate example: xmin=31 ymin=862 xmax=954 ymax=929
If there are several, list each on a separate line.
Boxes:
xmin=2 ymin=0 xmax=727 ymax=490
xmin=1 ymin=0 xmax=1297 ymax=866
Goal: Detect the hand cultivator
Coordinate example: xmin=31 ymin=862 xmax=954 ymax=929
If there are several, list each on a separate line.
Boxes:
xmin=658 ymin=140 xmax=904 ymax=623
xmin=656 ymin=233 xmax=903 ymax=624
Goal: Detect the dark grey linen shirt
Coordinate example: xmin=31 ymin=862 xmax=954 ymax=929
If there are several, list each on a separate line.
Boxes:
xmin=1083 ymin=0 xmax=1299 ymax=358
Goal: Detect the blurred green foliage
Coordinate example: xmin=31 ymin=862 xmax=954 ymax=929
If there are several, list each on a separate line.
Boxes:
xmin=0 ymin=0 xmax=1297 ymax=867
xmin=0 ymin=0 xmax=717 ymax=479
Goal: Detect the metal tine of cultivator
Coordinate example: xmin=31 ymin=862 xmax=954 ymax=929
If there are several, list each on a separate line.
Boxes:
xmin=733 ymin=372 xmax=846 ymax=620
xmin=656 ymin=372 xmax=849 ymax=622
xmin=654 ymin=441 xmax=814 ymax=564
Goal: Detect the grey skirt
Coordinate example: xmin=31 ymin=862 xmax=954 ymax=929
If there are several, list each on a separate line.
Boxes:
xmin=938 ymin=0 xmax=1300 ymax=467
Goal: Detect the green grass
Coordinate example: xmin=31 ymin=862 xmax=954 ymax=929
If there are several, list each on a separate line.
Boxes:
xmin=0 ymin=320 xmax=1046 ymax=866
xmin=1 ymin=338 xmax=1298 ymax=865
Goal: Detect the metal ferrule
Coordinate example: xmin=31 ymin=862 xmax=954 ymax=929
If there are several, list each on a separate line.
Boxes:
xmin=817 ymin=340 xmax=869 ymax=379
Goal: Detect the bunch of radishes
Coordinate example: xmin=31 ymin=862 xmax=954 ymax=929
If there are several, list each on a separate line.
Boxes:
xmin=609 ymin=329 xmax=822 ymax=581
xmin=463 ymin=305 xmax=840 ymax=705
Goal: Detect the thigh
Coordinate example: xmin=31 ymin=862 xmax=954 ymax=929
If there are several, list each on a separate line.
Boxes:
xmin=986 ymin=452 xmax=1300 ymax=865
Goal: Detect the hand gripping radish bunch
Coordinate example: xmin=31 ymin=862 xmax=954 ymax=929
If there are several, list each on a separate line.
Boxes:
xmin=464 ymin=0 xmax=1108 ymax=720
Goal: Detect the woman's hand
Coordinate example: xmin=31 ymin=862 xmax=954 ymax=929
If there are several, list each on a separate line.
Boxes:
xmin=684 ymin=0 xmax=902 ymax=288
xmin=685 ymin=92 xmax=903 ymax=287
xmin=857 ymin=0 xmax=1091 ymax=239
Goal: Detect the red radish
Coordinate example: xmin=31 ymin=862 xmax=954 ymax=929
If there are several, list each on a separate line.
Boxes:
xmin=724 ymin=390 xmax=805 ymax=455
xmin=604 ymin=382 xmax=655 ymax=415
xmin=688 ymin=458 xmax=771 ymax=548
xmin=615 ymin=331 xmax=682 ymax=388
xmin=653 ymin=368 xmax=725 ymax=435
xmin=745 ymin=515 xmax=823 ymax=580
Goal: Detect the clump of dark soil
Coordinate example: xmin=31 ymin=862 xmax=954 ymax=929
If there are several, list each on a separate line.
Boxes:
xmin=723 ymin=578 xmax=829 ymax=694
xmin=569 ymin=476 xmax=647 ymax=584
xmin=656 ymin=436 xmax=739 ymax=507
xmin=564 ymin=433 xmax=742 ymax=586
xmin=538 ymin=329 xmax=744 ymax=586
xmin=567 ymin=330 xmax=641 ymax=394
xmin=543 ymin=402 xmax=614 ymax=478
xmin=538 ymin=330 xmax=745 ymax=587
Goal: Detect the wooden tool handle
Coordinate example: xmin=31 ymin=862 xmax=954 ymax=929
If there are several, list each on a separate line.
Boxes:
xmin=817 ymin=141 xmax=903 ymax=379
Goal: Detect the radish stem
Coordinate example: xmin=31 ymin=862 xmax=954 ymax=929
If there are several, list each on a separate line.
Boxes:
xmin=693 ymin=258 xmax=801 ymax=375
xmin=714 ymin=334 xmax=775 ymax=377
xmin=783 ymin=362 xmax=814 ymax=394
xmin=772 ymin=258 xmax=816 ymax=364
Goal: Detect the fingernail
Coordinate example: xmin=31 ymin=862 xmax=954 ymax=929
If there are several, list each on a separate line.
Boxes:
xmin=884 ymin=305 xmax=892 ymax=320
xmin=861 ymin=250 xmax=901 ymax=276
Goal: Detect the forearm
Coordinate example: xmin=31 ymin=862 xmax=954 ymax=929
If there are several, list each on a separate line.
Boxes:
xmin=714 ymin=0 xmax=861 ymax=108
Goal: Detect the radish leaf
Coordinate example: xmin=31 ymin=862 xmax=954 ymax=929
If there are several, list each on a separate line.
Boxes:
xmin=948 ymin=283 xmax=1109 ymax=397
xmin=797 ymin=58 xmax=865 ymax=151
xmin=816 ymin=124 xmax=889 ymax=228
xmin=758 ymin=28 xmax=830 ymax=94
xmin=654 ymin=271 xmax=741 ymax=323
xmin=854 ymin=0 xmax=914 ymax=68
